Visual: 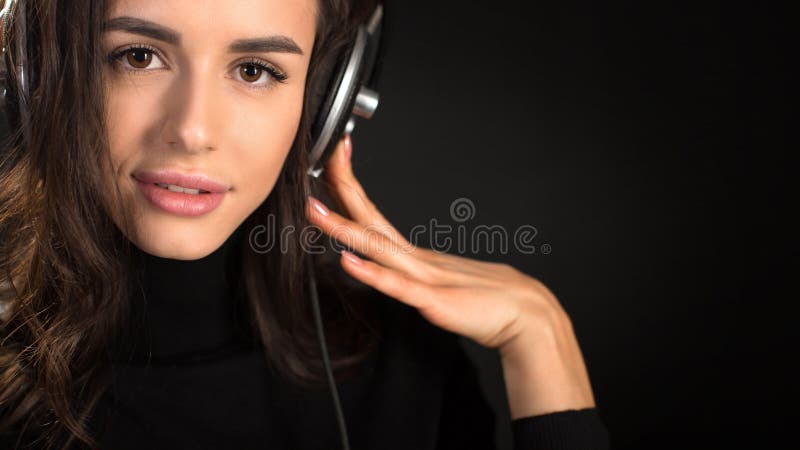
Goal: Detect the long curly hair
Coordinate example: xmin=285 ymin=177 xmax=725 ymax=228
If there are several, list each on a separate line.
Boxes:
xmin=0 ymin=0 xmax=383 ymax=448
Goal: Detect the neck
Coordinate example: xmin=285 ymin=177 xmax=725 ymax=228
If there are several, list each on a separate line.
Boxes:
xmin=117 ymin=223 xmax=252 ymax=365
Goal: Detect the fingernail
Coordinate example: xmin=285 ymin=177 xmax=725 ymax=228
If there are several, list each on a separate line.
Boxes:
xmin=308 ymin=196 xmax=329 ymax=216
xmin=342 ymin=250 xmax=363 ymax=266
xmin=344 ymin=133 xmax=352 ymax=163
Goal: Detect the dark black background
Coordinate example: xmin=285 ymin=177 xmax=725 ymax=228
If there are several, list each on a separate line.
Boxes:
xmin=351 ymin=1 xmax=792 ymax=449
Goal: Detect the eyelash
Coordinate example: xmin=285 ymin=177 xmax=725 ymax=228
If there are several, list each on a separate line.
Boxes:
xmin=106 ymin=43 xmax=289 ymax=90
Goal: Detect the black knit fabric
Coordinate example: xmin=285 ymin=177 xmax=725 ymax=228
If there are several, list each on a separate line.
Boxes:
xmin=512 ymin=408 xmax=609 ymax=450
xmin=3 ymin=224 xmax=610 ymax=449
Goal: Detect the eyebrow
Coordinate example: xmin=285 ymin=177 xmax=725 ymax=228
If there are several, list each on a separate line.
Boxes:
xmin=229 ymin=36 xmax=303 ymax=55
xmin=103 ymin=16 xmax=180 ymax=45
xmin=102 ymin=16 xmax=304 ymax=55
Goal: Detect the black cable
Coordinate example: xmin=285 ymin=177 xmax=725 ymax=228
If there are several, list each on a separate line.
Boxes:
xmin=306 ymin=252 xmax=351 ymax=450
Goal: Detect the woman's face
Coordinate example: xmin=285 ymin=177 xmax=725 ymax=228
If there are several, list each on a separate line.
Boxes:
xmin=102 ymin=0 xmax=316 ymax=260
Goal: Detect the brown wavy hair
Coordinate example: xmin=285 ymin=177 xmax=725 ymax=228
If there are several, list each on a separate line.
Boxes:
xmin=0 ymin=0 xmax=383 ymax=448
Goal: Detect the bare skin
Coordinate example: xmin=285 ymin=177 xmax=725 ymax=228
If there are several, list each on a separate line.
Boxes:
xmin=103 ymin=0 xmax=316 ymax=260
xmin=307 ymin=134 xmax=597 ymax=419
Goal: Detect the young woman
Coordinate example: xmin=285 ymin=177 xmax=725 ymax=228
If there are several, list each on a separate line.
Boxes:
xmin=0 ymin=0 xmax=609 ymax=449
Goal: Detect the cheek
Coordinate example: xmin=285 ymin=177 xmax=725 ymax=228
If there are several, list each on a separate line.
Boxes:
xmin=104 ymin=85 xmax=159 ymax=173
xmin=99 ymin=61 xmax=308 ymax=259
xmin=231 ymin=98 xmax=304 ymax=198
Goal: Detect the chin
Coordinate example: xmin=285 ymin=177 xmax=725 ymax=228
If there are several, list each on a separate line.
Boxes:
xmin=129 ymin=223 xmax=230 ymax=261
xmin=134 ymin=239 xmax=219 ymax=260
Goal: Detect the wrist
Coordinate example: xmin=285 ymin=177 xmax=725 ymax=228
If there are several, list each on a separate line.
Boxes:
xmin=500 ymin=311 xmax=596 ymax=419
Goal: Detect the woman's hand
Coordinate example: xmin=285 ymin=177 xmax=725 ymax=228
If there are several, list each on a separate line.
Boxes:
xmin=305 ymin=134 xmax=597 ymax=419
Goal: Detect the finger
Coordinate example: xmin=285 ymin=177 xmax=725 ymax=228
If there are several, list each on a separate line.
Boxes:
xmin=320 ymin=137 xmax=351 ymax=213
xmin=321 ymin=145 xmax=510 ymax=279
xmin=339 ymin=250 xmax=489 ymax=338
xmin=321 ymin=140 xmax=509 ymax=280
xmin=323 ymin=134 xmax=413 ymax=249
xmin=338 ymin=249 xmax=438 ymax=311
xmin=411 ymin=246 xmax=518 ymax=279
xmin=307 ymin=196 xmax=437 ymax=282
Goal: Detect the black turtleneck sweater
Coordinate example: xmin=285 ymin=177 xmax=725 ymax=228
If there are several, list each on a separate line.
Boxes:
xmin=84 ymin=226 xmax=609 ymax=450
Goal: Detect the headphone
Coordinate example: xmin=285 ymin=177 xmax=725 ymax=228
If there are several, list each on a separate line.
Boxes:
xmin=0 ymin=0 xmax=383 ymax=176
xmin=0 ymin=2 xmax=384 ymax=449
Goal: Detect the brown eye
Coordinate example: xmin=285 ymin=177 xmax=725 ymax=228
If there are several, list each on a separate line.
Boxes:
xmin=233 ymin=60 xmax=288 ymax=90
xmin=239 ymin=63 xmax=263 ymax=83
xmin=125 ymin=48 xmax=153 ymax=69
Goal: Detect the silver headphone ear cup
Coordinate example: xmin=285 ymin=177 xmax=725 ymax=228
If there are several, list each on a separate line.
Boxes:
xmin=307 ymin=4 xmax=383 ymax=178
xmin=307 ymin=28 xmax=368 ymax=177
xmin=307 ymin=43 xmax=354 ymax=173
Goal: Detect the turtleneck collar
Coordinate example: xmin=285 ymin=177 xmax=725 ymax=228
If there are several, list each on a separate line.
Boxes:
xmin=117 ymin=222 xmax=252 ymax=365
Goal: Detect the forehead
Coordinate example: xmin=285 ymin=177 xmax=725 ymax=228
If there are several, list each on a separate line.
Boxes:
xmin=104 ymin=0 xmax=317 ymax=53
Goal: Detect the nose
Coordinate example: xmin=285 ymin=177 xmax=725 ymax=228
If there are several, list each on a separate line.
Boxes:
xmin=160 ymin=63 xmax=222 ymax=153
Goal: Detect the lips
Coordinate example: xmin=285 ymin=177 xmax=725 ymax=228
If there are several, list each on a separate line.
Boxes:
xmin=132 ymin=169 xmax=230 ymax=194
xmin=132 ymin=169 xmax=229 ymax=217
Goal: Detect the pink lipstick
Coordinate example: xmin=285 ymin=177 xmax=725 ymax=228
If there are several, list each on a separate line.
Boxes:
xmin=132 ymin=169 xmax=229 ymax=217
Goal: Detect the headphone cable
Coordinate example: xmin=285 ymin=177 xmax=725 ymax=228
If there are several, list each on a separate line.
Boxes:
xmin=306 ymin=252 xmax=351 ymax=450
